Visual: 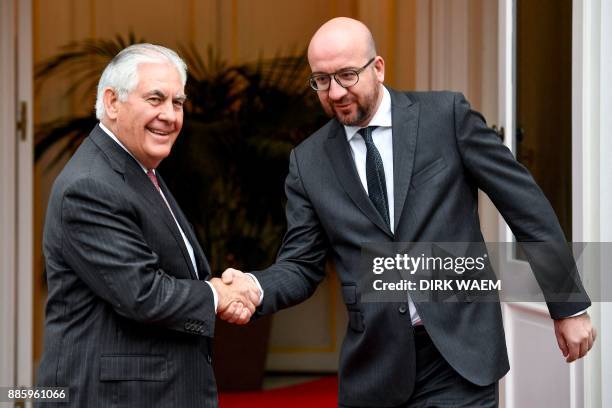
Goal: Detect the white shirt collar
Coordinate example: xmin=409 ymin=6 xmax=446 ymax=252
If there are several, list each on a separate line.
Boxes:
xmin=98 ymin=122 xmax=150 ymax=174
xmin=344 ymin=85 xmax=392 ymax=141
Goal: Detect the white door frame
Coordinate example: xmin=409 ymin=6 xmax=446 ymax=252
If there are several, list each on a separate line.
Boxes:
xmin=496 ymin=3 xmax=561 ymax=407
xmin=17 ymin=0 xmax=34 ymax=390
xmin=0 ymin=0 xmax=19 ymax=388
xmin=499 ymin=0 xmax=610 ymax=407
xmin=499 ymin=0 xmax=612 ymax=408
xmin=0 ymin=0 xmax=34 ymax=390
xmin=572 ymin=1 xmax=612 ymax=407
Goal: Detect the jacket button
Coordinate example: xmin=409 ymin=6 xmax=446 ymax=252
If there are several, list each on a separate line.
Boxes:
xmin=398 ymin=305 xmax=407 ymax=314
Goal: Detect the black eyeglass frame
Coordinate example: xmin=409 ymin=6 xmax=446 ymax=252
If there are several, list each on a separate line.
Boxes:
xmin=308 ymin=57 xmax=376 ymax=91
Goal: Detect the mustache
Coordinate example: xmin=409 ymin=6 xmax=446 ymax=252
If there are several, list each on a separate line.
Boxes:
xmin=330 ymin=96 xmax=353 ymax=106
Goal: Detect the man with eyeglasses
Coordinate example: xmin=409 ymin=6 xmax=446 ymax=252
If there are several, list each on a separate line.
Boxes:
xmin=221 ymin=17 xmax=595 ymax=407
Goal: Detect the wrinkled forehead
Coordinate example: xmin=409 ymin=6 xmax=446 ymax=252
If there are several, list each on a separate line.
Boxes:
xmin=134 ymin=62 xmax=185 ymax=92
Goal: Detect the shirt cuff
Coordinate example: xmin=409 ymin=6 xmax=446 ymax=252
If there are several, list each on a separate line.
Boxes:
xmin=567 ymin=308 xmax=588 ymax=318
xmin=245 ymin=273 xmax=264 ymax=305
xmin=205 ymin=281 xmax=218 ymax=313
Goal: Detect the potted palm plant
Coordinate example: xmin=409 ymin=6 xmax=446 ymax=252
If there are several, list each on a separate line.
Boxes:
xmin=35 ymin=34 xmax=328 ymax=390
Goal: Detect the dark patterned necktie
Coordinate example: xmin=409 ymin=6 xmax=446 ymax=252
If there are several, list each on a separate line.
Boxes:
xmin=358 ymin=126 xmax=390 ymax=228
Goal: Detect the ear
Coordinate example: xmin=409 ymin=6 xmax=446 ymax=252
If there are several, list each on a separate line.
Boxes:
xmin=374 ymin=56 xmax=385 ymax=83
xmin=103 ymin=88 xmax=120 ymax=120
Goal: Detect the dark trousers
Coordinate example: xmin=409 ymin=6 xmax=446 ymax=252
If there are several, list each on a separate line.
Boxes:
xmin=339 ymin=327 xmax=498 ymax=408
xmin=398 ymin=326 xmax=498 ymax=408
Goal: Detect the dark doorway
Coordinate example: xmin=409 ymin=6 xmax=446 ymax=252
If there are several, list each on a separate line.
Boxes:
xmin=516 ymin=0 xmax=573 ymax=240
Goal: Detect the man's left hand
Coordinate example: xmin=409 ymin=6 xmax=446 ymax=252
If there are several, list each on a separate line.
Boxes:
xmin=554 ymin=312 xmax=597 ymax=363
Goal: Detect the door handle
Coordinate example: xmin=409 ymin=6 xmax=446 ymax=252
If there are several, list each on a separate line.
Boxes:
xmin=16 ymin=101 xmax=27 ymax=141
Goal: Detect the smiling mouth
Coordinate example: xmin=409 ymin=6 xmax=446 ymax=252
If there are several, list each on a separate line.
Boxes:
xmin=147 ymin=127 xmax=172 ymax=136
xmin=334 ymin=103 xmax=352 ymax=110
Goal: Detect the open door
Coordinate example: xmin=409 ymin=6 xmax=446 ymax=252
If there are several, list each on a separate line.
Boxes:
xmin=497 ymin=0 xmax=584 ymax=406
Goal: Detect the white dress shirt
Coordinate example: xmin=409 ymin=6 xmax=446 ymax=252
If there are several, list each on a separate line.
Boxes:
xmin=344 ymin=87 xmax=422 ymax=325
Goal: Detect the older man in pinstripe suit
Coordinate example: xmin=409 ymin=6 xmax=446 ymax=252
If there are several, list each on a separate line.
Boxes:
xmin=36 ymin=44 xmax=260 ymax=407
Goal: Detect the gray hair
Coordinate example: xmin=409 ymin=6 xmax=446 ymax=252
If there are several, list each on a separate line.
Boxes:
xmin=95 ymin=43 xmax=187 ymax=120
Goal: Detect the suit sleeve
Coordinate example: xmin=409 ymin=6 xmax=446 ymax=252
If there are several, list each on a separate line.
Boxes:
xmin=452 ymin=92 xmax=590 ymax=319
xmin=252 ymin=149 xmax=329 ymax=315
xmin=60 ymin=177 xmax=215 ymax=336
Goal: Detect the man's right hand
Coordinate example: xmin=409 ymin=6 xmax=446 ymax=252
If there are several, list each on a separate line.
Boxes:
xmin=210 ymin=269 xmax=261 ymax=324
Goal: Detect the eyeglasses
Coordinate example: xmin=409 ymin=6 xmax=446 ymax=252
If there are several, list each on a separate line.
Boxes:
xmin=308 ymin=57 xmax=376 ymax=91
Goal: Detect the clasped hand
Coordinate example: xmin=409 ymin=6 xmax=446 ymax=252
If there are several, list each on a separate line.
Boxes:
xmin=210 ymin=268 xmax=261 ymax=325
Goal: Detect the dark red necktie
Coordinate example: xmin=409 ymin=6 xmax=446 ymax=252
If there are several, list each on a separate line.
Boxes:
xmin=147 ymin=169 xmax=161 ymax=191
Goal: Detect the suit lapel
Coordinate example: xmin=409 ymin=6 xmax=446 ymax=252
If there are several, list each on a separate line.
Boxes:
xmin=390 ymin=90 xmax=419 ymax=232
xmin=90 ymin=125 xmax=200 ymax=279
xmin=124 ymin=164 xmax=199 ymax=280
xmin=324 ymin=121 xmax=394 ymax=237
xmin=157 ymin=173 xmax=211 ymax=280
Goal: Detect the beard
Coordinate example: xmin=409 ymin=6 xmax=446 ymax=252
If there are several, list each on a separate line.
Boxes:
xmin=323 ymin=84 xmax=380 ymax=126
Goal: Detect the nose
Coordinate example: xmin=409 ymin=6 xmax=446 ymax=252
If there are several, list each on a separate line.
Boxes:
xmin=327 ymin=77 xmax=348 ymax=101
xmin=158 ymin=100 xmax=177 ymax=123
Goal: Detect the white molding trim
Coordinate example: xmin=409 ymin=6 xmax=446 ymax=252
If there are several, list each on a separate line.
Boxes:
xmin=0 ymin=0 xmax=18 ymax=389
xmin=572 ymin=0 xmax=612 ymax=407
xmin=17 ymin=0 xmax=34 ymax=388
xmin=497 ymin=0 xmax=515 ymax=243
xmin=497 ymin=3 xmax=516 ymax=405
xmin=570 ymin=4 xmax=590 ymax=407
xmin=599 ymin=2 xmax=612 ymax=407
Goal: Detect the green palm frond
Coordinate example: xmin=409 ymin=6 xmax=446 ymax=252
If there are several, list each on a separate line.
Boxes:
xmin=35 ymin=115 xmax=97 ymax=167
xmin=35 ymin=32 xmax=144 ymax=100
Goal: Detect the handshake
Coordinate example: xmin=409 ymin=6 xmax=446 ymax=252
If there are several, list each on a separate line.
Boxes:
xmin=210 ymin=268 xmax=261 ymax=325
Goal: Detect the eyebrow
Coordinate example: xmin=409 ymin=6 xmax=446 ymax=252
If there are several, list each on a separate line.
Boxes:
xmin=144 ymin=90 xmax=187 ymax=103
xmin=144 ymin=90 xmax=166 ymax=98
xmin=310 ymin=66 xmax=361 ymax=76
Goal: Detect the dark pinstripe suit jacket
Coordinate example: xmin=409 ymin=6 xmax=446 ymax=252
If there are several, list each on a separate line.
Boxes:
xmin=37 ymin=125 xmax=218 ymax=407
xmin=255 ymin=89 xmax=590 ymax=407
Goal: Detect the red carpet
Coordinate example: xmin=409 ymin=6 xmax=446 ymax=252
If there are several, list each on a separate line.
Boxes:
xmin=219 ymin=376 xmax=338 ymax=408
